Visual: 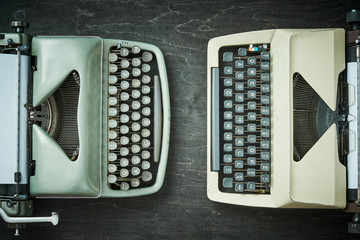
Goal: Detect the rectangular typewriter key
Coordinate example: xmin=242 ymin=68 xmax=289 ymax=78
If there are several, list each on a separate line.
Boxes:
xmin=235 ymin=173 xmax=244 ymax=181
xmin=223 ymin=52 xmax=233 ymax=62
xmin=223 ymin=154 xmax=232 ymax=163
xmin=224 ymin=66 xmax=233 ymax=75
xmin=238 ymin=48 xmax=247 ymax=56
xmin=235 ymin=183 xmax=244 ymax=192
xmin=235 ymin=60 xmax=244 ymax=68
xmin=223 ymin=178 xmax=233 ymax=188
xmin=224 ymin=78 xmax=232 ymax=86
xmin=261 ymin=51 xmax=270 ymax=60
xmin=235 ymin=82 xmax=244 ymax=91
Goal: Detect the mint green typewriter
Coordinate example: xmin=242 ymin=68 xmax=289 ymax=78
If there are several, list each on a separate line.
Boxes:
xmin=0 ymin=21 xmax=170 ymax=235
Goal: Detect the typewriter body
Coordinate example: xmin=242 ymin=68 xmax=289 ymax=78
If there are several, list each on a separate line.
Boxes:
xmin=207 ymin=10 xmax=360 ymax=210
xmin=0 ymin=22 xmax=170 ymax=233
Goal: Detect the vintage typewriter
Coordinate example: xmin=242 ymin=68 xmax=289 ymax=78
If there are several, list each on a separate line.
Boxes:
xmin=207 ymin=9 xmax=360 ymax=230
xmin=0 ymin=21 xmax=171 ymax=235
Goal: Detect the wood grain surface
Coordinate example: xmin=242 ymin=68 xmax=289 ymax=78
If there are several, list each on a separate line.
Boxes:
xmin=0 ymin=0 xmax=360 ymax=239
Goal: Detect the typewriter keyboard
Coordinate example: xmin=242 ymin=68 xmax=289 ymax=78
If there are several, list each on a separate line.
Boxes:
xmin=107 ymin=45 xmax=161 ymax=191
xmin=212 ymin=44 xmax=271 ymax=194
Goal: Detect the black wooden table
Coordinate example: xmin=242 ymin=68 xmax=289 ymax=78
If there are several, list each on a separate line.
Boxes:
xmin=1 ymin=0 xmax=360 ymax=239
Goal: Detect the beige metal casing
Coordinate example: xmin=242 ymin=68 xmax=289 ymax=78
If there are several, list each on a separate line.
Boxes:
xmin=207 ymin=29 xmax=346 ymax=208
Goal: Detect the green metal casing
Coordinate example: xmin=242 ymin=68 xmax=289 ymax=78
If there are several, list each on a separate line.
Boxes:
xmin=29 ymin=37 xmax=170 ymax=198
xmin=30 ymin=37 xmax=103 ymax=197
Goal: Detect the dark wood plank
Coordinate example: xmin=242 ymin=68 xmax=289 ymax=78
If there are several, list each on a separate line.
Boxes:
xmin=1 ymin=0 xmax=360 ymax=239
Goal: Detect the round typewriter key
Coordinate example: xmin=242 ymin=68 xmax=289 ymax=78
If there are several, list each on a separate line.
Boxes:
xmin=120 ymin=59 xmax=130 ymax=68
xmin=132 ymin=45 xmax=141 ymax=54
xmin=120 ymin=114 xmax=129 ymax=123
xmin=132 ymin=68 xmax=141 ymax=77
xmin=120 ymin=147 xmax=129 ymax=156
xmin=142 ymin=139 xmax=150 ymax=148
xmin=120 ymin=92 xmax=130 ymax=101
xmin=132 ymin=58 xmax=141 ymax=67
xmin=120 ymin=103 xmax=129 ymax=112
xmin=108 ymin=174 xmax=117 ymax=184
xmin=142 ymin=51 xmax=153 ymax=62
xmin=132 ymin=90 xmax=141 ymax=99
xmin=142 ymin=107 xmax=151 ymax=116
xmin=141 ymin=64 xmax=151 ymax=73
xmin=108 ymin=141 xmax=117 ymax=150
xmin=132 ymin=144 xmax=141 ymax=153
xmin=132 ymin=122 xmax=141 ymax=131
xmin=142 ymin=171 xmax=152 ymax=182
xmin=121 ymin=70 xmax=130 ymax=79
xmin=120 ymin=168 xmax=129 ymax=178
xmin=142 ymin=85 xmax=150 ymax=94
xmin=142 ymin=75 xmax=151 ymax=84
xmin=142 ymin=129 xmax=151 ymax=138
xmin=109 ymin=75 xmax=117 ymax=84
xmin=131 ymin=133 xmax=140 ymax=143
xmin=109 ymin=64 xmax=118 ymax=73
xmin=108 ymin=164 xmax=117 ymax=173
xmin=132 ymin=101 xmax=141 ymax=110
xmin=120 ymin=80 xmax=130 ymax=89
xmin=120 ymin=48 xmax=129 ymax=57
xmin=109 ymin=119 xmax=117 ymax=128
xmin=120 ymin=125 xmax=129 ymax=134
xmin=109 ymin=53 xmax=118 ymax=62
xmin=109 ymin=97 xmax=117 ymax=106
xmin=120 ymin=182 xmax=130 ymax=191
xmin=120 ymin=158 xmax=129 ymax=167
xmin=109 ymin=108 xmax=117 ymax=117
xmin=132 ymin=79 xmax=141 ymax=88
xmin=131 ymin=178 xmax=140 ymax=187
xmin=141 ymin=150 xmax=150 ymax=159
xmin=108 ymin=130 xmax=117 ymax=140
xmin=108 ymin=152 xmax=117 ymax=161
xmin=131 ymin=167 xmax=140 ymax=176
xmin=131 ymin=156 xmax=141 ymax=165
xmin=109 ymin=86 xmax=118 ymax=95
xmin=120 ymin=136 xmax=129 ymax=145
xmin=131 ymin=112 xmax=141 ymax=121
xmin=142 ymin=118 xmax=151 ymax=127
xmin=141 ymin=161 xmax=150 ymax=170
xmin=142 ymin=96 xmax=151 ymax=105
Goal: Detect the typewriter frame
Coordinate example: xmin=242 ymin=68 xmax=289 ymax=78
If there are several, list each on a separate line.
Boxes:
xmin=0 ymin=25 xmax=171 ymax=231
xmin=207 ymin=29 xmax=347 ymax=208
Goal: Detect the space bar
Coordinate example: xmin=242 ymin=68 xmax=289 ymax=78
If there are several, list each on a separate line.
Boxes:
xmin=153 ymin=75 xmax=162 ymax=163
xmin=211 ymin=68 xmax=220 ymax=171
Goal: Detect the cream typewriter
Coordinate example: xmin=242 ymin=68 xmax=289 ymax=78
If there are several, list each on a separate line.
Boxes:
xmin=207 ymin=10 xmax=360 ymax=217
xmin=0 ymin=21 xmax=170 ymax=235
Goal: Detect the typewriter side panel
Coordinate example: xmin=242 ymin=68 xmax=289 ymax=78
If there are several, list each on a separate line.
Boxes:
xmin=30 ymin=37 xmax=103 ymax=197
xmin=289 ymin=29 xmax=346 ymax=208
xmin=100 ymin=39 xmax=171 ymax=197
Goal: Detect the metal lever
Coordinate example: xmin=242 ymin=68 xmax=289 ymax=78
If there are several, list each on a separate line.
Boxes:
xmin=0 ymin=208 xmax=59 ymax=225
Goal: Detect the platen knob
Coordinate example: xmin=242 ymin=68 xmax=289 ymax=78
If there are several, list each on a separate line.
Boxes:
xmin=10 ymin=21 xmax=29 ymax=33
xmin=346 ymin=9 xmax=360 ymax=30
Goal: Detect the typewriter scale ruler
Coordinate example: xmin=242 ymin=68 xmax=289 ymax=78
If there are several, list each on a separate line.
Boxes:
xmin=107 ymin=45 xmax=160 ymax=191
